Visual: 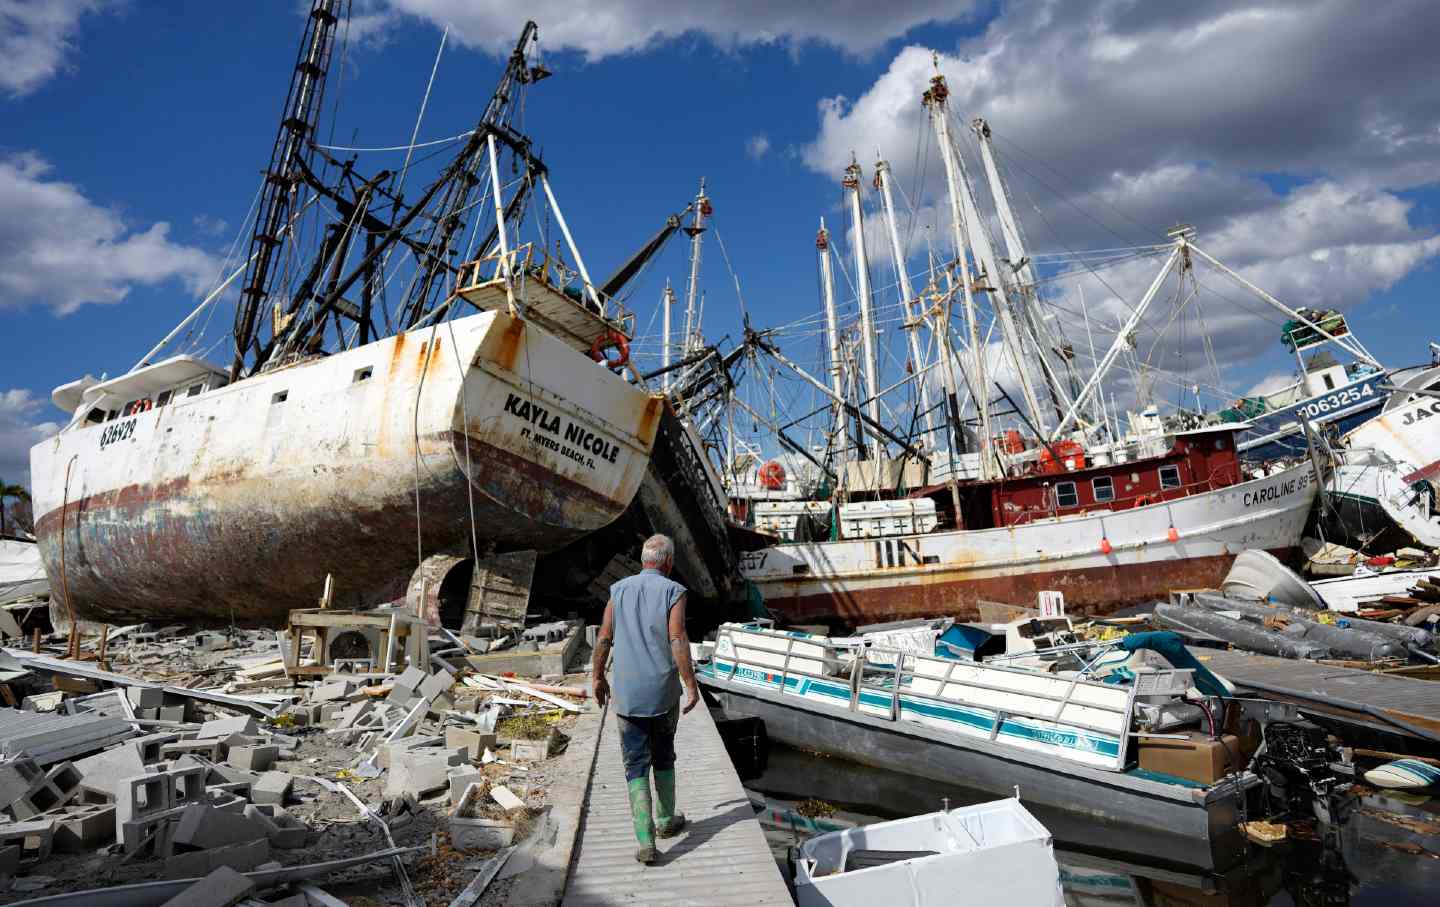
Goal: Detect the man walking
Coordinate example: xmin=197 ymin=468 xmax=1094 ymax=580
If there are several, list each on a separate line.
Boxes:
xmin=591 ymin=534 xmax=700 ymax=864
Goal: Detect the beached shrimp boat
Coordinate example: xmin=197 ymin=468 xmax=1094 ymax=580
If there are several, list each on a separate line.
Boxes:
xmin=740 ymin=425 xmax=1316 ymax=624
xmin=27 ymin=10 xmax=665 ymax=625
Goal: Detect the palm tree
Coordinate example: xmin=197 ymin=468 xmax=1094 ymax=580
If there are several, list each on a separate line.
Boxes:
xmin=0 ymin=479 xmax=30 ymax=538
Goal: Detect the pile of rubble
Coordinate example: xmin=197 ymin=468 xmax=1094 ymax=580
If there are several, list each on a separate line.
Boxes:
xmin=0 ymin=615 xmax=593 ymax=906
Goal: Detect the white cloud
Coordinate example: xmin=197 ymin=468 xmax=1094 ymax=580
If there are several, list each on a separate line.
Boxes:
xmin=1247 ymin=372 xmax=1295 ymax=397
xmin=0 ymin=152 xmax=219 ymax=315
xmin=0 ymin=0 xmax=116 ymax=98
xmin=0 ymin=389 xmax=59 ymax=488
xmin=746 ymin=134 xmax=772 ymax=160
xmin=800 ymin=0 xmax=1440 ymax=405
xmin=377 ymin=1 xmax=980 ymax=59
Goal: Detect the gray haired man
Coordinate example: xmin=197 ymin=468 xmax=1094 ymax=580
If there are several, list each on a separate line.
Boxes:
xmin=591 ymin=534 xmax=700 ymax=863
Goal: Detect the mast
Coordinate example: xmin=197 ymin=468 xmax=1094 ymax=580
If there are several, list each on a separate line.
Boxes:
xmin=661 ymin=280 xmax=675 ymax=394
xmin=816 ymin=220 xmax=851 ymax=473
xmin=923 ymin=71 xmax=993 ymax=478
xmin=972 ymin=117 xmax=1077 ymax=426
xmin=843 ymin=159 xmax=884 ymax=463
xmin=230 ymin=0 xmax=343 ymax=380
xmin=946 ymin=116 xmax=1046 ymax=434
xmin=874 ymin=159 xmax=938 ymax=453
xmin=682 ymin=179 xmax=710 ymax=357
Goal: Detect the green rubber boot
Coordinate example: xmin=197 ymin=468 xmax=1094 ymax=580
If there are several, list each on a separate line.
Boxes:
xmin=627 ymin=778 xmax=656 ymax=863
xmin=654 ymin=768 xmax=687 ymax=838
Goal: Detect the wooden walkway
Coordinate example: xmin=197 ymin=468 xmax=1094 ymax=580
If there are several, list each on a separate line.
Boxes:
xmin=563 ymin=702 xmax=790 ymax=906
xmin=1195 ymin=648 xmax=1440 ymax=741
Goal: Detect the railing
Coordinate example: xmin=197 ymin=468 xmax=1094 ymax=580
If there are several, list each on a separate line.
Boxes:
xmin=1001 ymin=461 xmax=1242 ymax=527
xmin=454 ymin=243 xmax=636 ymax=336
xmin=712 ymin=623 xmax=1135 ymax=767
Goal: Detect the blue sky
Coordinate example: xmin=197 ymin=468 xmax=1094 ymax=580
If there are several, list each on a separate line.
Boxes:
xmin=4 ymin=0 xmax=1440 ymax=485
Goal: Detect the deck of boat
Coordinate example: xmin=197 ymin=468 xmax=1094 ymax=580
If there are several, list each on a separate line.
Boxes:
xmin=1193 ymin=648 xmax=1440 ymax=742
xmin=562 ymin=701 xmax=790 ymax=906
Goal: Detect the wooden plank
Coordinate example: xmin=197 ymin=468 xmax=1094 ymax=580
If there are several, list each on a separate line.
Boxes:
xmin=462 ymin=550 xmax=536 ymax=635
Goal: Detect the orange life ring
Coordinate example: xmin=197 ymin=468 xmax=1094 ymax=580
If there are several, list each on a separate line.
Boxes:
xmin=1134 ymin=494 xmax=1152 ymax=507
xmin=590 ymin=330 xmax=629 ymax=370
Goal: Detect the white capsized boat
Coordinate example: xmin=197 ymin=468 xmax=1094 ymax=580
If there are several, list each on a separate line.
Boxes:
xmin=793 ymin=797 xmax=1064 ymax=907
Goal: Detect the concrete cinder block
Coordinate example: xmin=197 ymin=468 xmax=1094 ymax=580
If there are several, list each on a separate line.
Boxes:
xmin=197 ymin=717 xmax=257 ymax=739
xmin=309 ymin=680 xmax=353 ymax=703
xmin=52 ymin=804 xmax=117 ymax=852
xmin=75 ymin=744 xmax=148 ymax=798
xmin=243 ymin=804 xmax=307 ymax=849
xmin=445 ymin=727 xmax=497 ymax=762
xmin=171 ymin=803 xmax=267 ymax=851
xmin=225 ymin=745 xmax=278 ymax=773
xmin=249 ymin=771 xmax=292 ymax=806
xmin=162 ymin=739 xmax=224 ymax=761
xmin=0 ymin=757 xmax=42 ymax=807
xmin=418 ymin=671 xmax=451 ymax=703
xmin=0 ymin=843 xmax=19 ymax=878
xmin=509 ymin=739 xmax=546 ymax=763
xmin=158 ymin=705 xmax=187 ymax=723
xmin=115 ymin=773 xmax=173 ymax=825
xmin=449 ymin=768 xmax=483 ymax=805
xmin=171 ymin=766 xmax=208 ymax=807
xmin=385 ymin=752 xmax=450 ymax=799
xmin=159 ymin=862 xmax=257 ymax=903
xmin=129 ymin=733 xmax=183 ymax=764
xmin=127 ymin=687 xmax=166 ymax=710
xmin=0 ymin=819 xmax=56 ymax=863
xmin=393 ymin=665 xmax=427 ymax=694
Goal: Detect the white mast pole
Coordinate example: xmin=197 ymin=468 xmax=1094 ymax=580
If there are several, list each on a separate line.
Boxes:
xmin=1051 ymin=246 xmax=1182 ymax=440
xmin=661 ymin=279 xmax=675 ymax=393
xmin=843 ymin=159 xmax=885 ymax=464
xmin=925 ymin=72 xmax=993 ymax=478
xmin=682 ymin=178 xmax=709 ymax=357
xmin=875 ymin=159 xmax=938 ymax=453
xmin=484 ymin=134 xmax=520 ymax=315
xmin=972 ymin=117 xmax=1075 ymax=421
xmin=817 ymin=219 xmax=851 ymax=468
xmin=539 ymin=174 xmax=602 ymax=313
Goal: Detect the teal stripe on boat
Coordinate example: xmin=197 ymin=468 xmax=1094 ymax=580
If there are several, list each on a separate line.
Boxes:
xmin=706 ymin=659 xmax=1121 ymax=759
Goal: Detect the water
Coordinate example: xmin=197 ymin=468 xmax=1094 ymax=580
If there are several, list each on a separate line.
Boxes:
xmin=735 ymin=739 xmax=1440 ymax=906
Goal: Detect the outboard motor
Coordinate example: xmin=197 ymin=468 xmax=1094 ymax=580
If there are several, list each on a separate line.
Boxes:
xmin=1250 ymin=720 xmax=1351 ymax=823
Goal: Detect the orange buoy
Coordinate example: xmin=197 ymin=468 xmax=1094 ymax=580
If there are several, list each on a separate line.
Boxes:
xmin=1099 ymin=537 xmax=1113 ymax=555
xmin=1167 ymin=526 xmax=1180 ymax=542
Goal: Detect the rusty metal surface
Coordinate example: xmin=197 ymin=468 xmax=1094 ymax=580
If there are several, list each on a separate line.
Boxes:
xmin=29 ymin=310 xmax=662 ymax=626
xmin=563 ymin=704 xmax=789 ymax=906
xmin=755 ymin=550 xmax=1299 ymax=625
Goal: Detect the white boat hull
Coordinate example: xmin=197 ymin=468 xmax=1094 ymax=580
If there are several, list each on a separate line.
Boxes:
xmin=29 ymin=310 xmax=662 ymax=624
xmin=739 ymin=464 xmax=1316 ymax=622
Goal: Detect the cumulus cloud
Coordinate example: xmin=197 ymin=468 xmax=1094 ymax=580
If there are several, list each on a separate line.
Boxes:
xmin=746 ymin=134 xmax=772 ymax=160
xmin=801 ymin=0 xmax=1440 ymax=409
xmin=0 ymin=0 xmax=116 ymax=98
xmin=0 ymin=152 xmax=220 ymax=315
xmin=374 ymin=0 xmax=980 ymax=59
xmin=0 ymin=389 xmax=59 ymax=488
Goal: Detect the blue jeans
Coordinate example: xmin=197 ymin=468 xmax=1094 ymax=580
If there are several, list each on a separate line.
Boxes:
xmin=617 ymin=707 xmax=679 ymax=782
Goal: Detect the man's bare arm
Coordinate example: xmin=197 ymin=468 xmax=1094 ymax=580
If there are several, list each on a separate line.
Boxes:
xmin=668 ymin=593 xmax=700 ymax=714
xmin=592 ymin=600 xmax=615 ymax=708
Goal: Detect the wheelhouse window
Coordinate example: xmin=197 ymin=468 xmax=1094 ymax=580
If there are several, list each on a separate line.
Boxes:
xmin=157 ymin=390 xmax=173 ymax=407
xmin=1055 ymin=481 xmax=1079 ymax=508
xmin=1092 ymin=476 xmax=1115 ymax=503
xmin=186 ymin=384 xmax=203 ymax=398
xmin=1159 ymin=465 xmax=1182 ymax=489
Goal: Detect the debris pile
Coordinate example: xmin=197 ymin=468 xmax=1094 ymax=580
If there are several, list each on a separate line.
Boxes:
xmin=0 ymin=607 xmax=594 ymax=905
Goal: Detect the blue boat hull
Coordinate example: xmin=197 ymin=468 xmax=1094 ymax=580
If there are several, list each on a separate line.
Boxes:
xmin=1238 ymin=374 xmax=1388 ymax=461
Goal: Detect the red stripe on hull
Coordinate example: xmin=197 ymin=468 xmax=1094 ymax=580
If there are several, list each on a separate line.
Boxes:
xmin=756 ymin=548 xmax=1299 ymax=625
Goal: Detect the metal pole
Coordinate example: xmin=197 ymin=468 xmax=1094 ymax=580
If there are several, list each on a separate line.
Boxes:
xmin=539 ymin=174 xmax=603 ymax=314
xmin=485 ymin=135 xmax=515 ymax=310
xmin=682 ymin=179 xmax=708 ymax=357
xmin=134 ymin=254 xmax=256 ymax=371
xmin=843 ymin=161 xmax=884 ymax=464
xmin=1051 ymin=246 xmax=1182 ymax=440
xmin=875 ymin=159 xmax=937 ymax=452
xmin=661 ymin=280 xmax=674 ymax=394
xmin=925 ymin=74 xmax=992 ymax=477
xmin=817 ymin=220 xmax=851 ymax=470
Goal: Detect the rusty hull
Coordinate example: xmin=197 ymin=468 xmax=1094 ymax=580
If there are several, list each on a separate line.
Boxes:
xmin=754 ymin=548 xmax=1299 ymax=626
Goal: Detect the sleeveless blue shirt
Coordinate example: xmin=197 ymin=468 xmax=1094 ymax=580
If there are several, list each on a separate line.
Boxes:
xmin=608 ymin=568 xmax=686 ymax=717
